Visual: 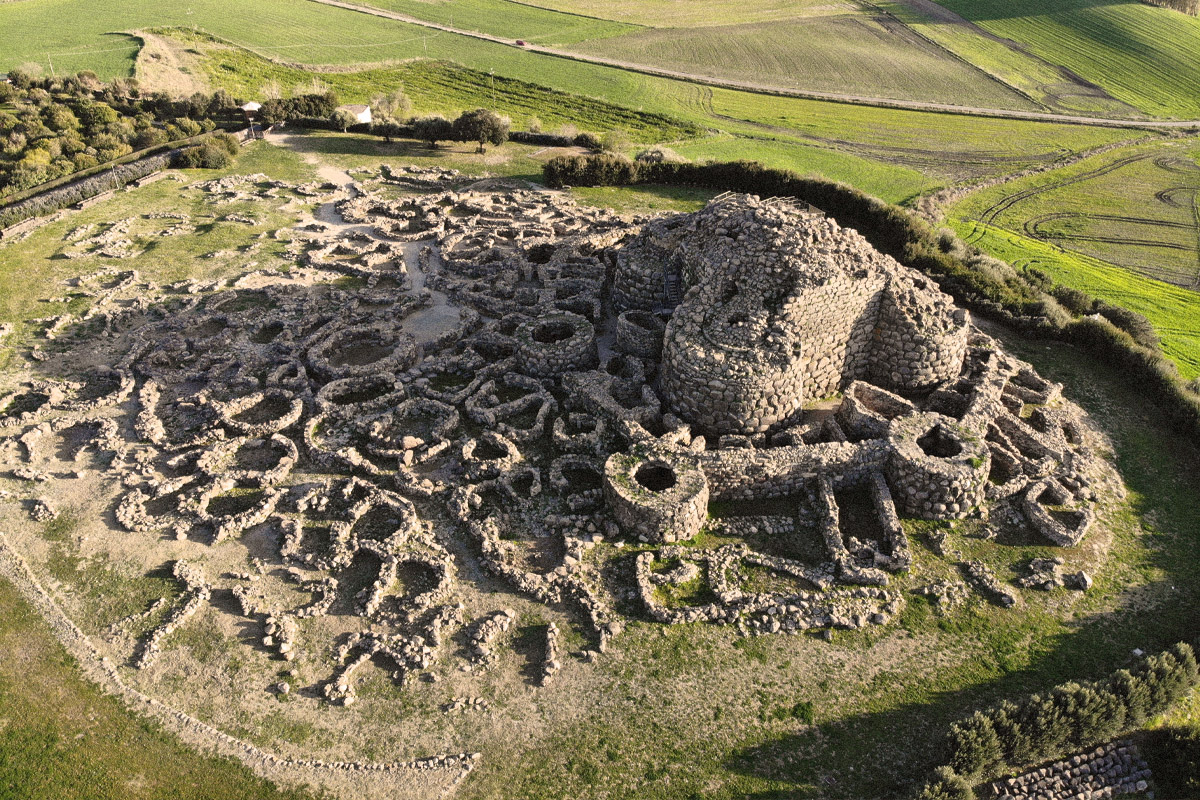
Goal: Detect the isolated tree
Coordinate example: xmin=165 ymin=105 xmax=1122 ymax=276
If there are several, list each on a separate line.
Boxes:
xmin=599 ymin=128 xmax=630 ymax=153
xmin=330 ymin=109 xmax=358 ymax=133
xmin=452 ymin=108 xmax=509 ymax=153
xmin=371 ymin=87 xmax=412 ymax=121
xmin=372 ymin=119 xmax=406 ymax=143
xmin=412 ymin=114 xmax=453 ymax=148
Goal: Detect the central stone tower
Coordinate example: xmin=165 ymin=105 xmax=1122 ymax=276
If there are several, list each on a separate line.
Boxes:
xmin=615 ymin=195 xmax=970 ymax=435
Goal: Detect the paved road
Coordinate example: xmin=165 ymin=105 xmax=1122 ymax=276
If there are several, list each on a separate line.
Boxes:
xmin=304 ymin=0 xmax=1200 ymax=130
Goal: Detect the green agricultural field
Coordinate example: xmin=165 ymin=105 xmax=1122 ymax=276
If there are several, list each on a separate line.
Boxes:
xmin=874 ymin=0 xmax=1138 ymax=117
xmin=570 ymin=16 xmax=1035 ymax=109
xmin=953 ymin=139 xmax=1200 ymax=288
xmin=354 ymin=0 xmax=638 ymax=45
xmin=935 ymin=0 xmax=1200 ymax=119
xmin=184 ymin=34 xmax=699 ymax=143
xmin=0 ymin=0 xmax=1159 ymax=208
xmin=952 ymin=222 xmax=1200 ymax=381
xmin=949 ymin=137 xmax=1200 ymax=377
xmin=514 ymin=0 xmax=848 ymax=27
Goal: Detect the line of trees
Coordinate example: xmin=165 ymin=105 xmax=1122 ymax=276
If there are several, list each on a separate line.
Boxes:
xmin=0 ymin=68 xmax=243 ymax=196
xmin=916 ymin=641 xmax=1200 ymax=799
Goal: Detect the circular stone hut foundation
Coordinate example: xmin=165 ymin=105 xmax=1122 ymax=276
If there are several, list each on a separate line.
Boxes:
xmin=603 ymin=446 xmax=709 ymax=543
xmin=888 ymin=412 xmax=989 ymax=519
xmin=514 ymin=312 xmax=597 ymax=378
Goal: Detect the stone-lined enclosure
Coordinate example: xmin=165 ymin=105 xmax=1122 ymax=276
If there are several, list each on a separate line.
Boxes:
xmin=0 ymin=172 xmax=1122 ymax=797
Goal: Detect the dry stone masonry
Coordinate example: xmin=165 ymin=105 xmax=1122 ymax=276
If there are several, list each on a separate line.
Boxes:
xmin=0 ymin=174 xmax=1126 ymax=797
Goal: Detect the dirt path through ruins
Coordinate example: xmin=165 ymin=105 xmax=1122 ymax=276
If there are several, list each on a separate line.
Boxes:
xmin=264 ymin=128 xmax=462 ymax=344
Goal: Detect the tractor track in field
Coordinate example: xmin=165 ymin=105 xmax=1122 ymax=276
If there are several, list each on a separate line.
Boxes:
xmin=689 ymin=85 xmax=1070 ymax=174
xmin=971 ymin=148 xmax=1200 ymax=288
xmin=300 ymin=0 xmax=1200 ymax=130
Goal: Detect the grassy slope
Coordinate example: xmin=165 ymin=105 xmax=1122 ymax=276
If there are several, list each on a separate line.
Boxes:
xmin=188 ymin=38 xmax=699 ymax=143
xmin=936 ymin=0 xmax=1200 ymax=118
xmin=953 ymin=222 xmax=1200 ymax=380
xmin=354 ymin=0 xmax=638 ymax=45
xmin=0 ymin=582 xmax=320 ymax=800
xmin=570 ymin=16 xmax=1035 ymax=109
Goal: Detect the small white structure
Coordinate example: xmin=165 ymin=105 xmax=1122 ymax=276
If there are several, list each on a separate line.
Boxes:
xmin=239 ymin=101 xmax=262 ymax=122
xmin=338 ymin=104 xmax=373 ymax=125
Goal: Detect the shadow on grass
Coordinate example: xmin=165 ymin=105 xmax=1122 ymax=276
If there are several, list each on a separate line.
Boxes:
xmin=727 ymin=331 xmax=1200 ymax=799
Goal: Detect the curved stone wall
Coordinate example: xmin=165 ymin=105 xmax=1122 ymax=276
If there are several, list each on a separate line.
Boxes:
xmin=603 ymin=446 xmax=709 ymax=543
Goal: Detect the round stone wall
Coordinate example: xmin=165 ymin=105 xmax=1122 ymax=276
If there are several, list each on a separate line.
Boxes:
xmin=887 ymin=412 xmax=989 ymax=519
xmin=604 ymin=447 xmax=709 ymax=543
xmin=514 ymin=312 xmax=597 ymax=378
xmin=661 ymin=330 xmax=806 ymax=435
xmin=615 ymin=310 xmax=666 ymax=360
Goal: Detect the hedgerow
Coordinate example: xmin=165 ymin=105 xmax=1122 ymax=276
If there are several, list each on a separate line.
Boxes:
xmin=915 ymin=641 xmax=1200 ymax=797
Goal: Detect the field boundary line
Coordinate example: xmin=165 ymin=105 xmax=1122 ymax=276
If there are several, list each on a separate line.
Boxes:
xmin=299 ymin=0 xmax=1200 ymax=129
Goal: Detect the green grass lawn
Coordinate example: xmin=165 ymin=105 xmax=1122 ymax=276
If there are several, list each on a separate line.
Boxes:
xmin=0 ymin=576 xmax=319 ymax=800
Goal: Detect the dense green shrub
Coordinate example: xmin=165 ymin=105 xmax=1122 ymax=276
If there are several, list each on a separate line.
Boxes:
xmin=943 ymin=642 xmax=1199 ymax=779
xmin=915 ymin=767 xmax=975 ymax=800
xmin=636 ymin=145 xmax=688 ymax=164
xmin=173 ymin=132 xmax=241 ymax=170
xmin=1094 ymin=302 xmax=1160 ymax=349
xmin=573 ymin=131 xmax=602 ymax=150
xmin=947 ymin=713 xmax=1004 ymax=777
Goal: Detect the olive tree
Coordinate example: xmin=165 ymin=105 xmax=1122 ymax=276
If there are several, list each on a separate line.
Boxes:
xmin=452 ymin=108 xmax=509 ymax=153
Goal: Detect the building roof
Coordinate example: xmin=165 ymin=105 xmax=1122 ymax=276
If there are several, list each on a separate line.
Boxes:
xmin=240 ymin=101 xmax=262 ymax=111
xmin=338 ymin=104 xmax=370 ymax=113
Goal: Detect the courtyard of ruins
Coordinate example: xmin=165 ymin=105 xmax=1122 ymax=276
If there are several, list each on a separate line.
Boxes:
xmin=0 ymin=147 xmax=1133 ymax=799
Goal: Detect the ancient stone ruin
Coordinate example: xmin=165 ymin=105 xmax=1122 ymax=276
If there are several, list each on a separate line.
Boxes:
xmin=0 ymin=172 xmax=1122 ymax=793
